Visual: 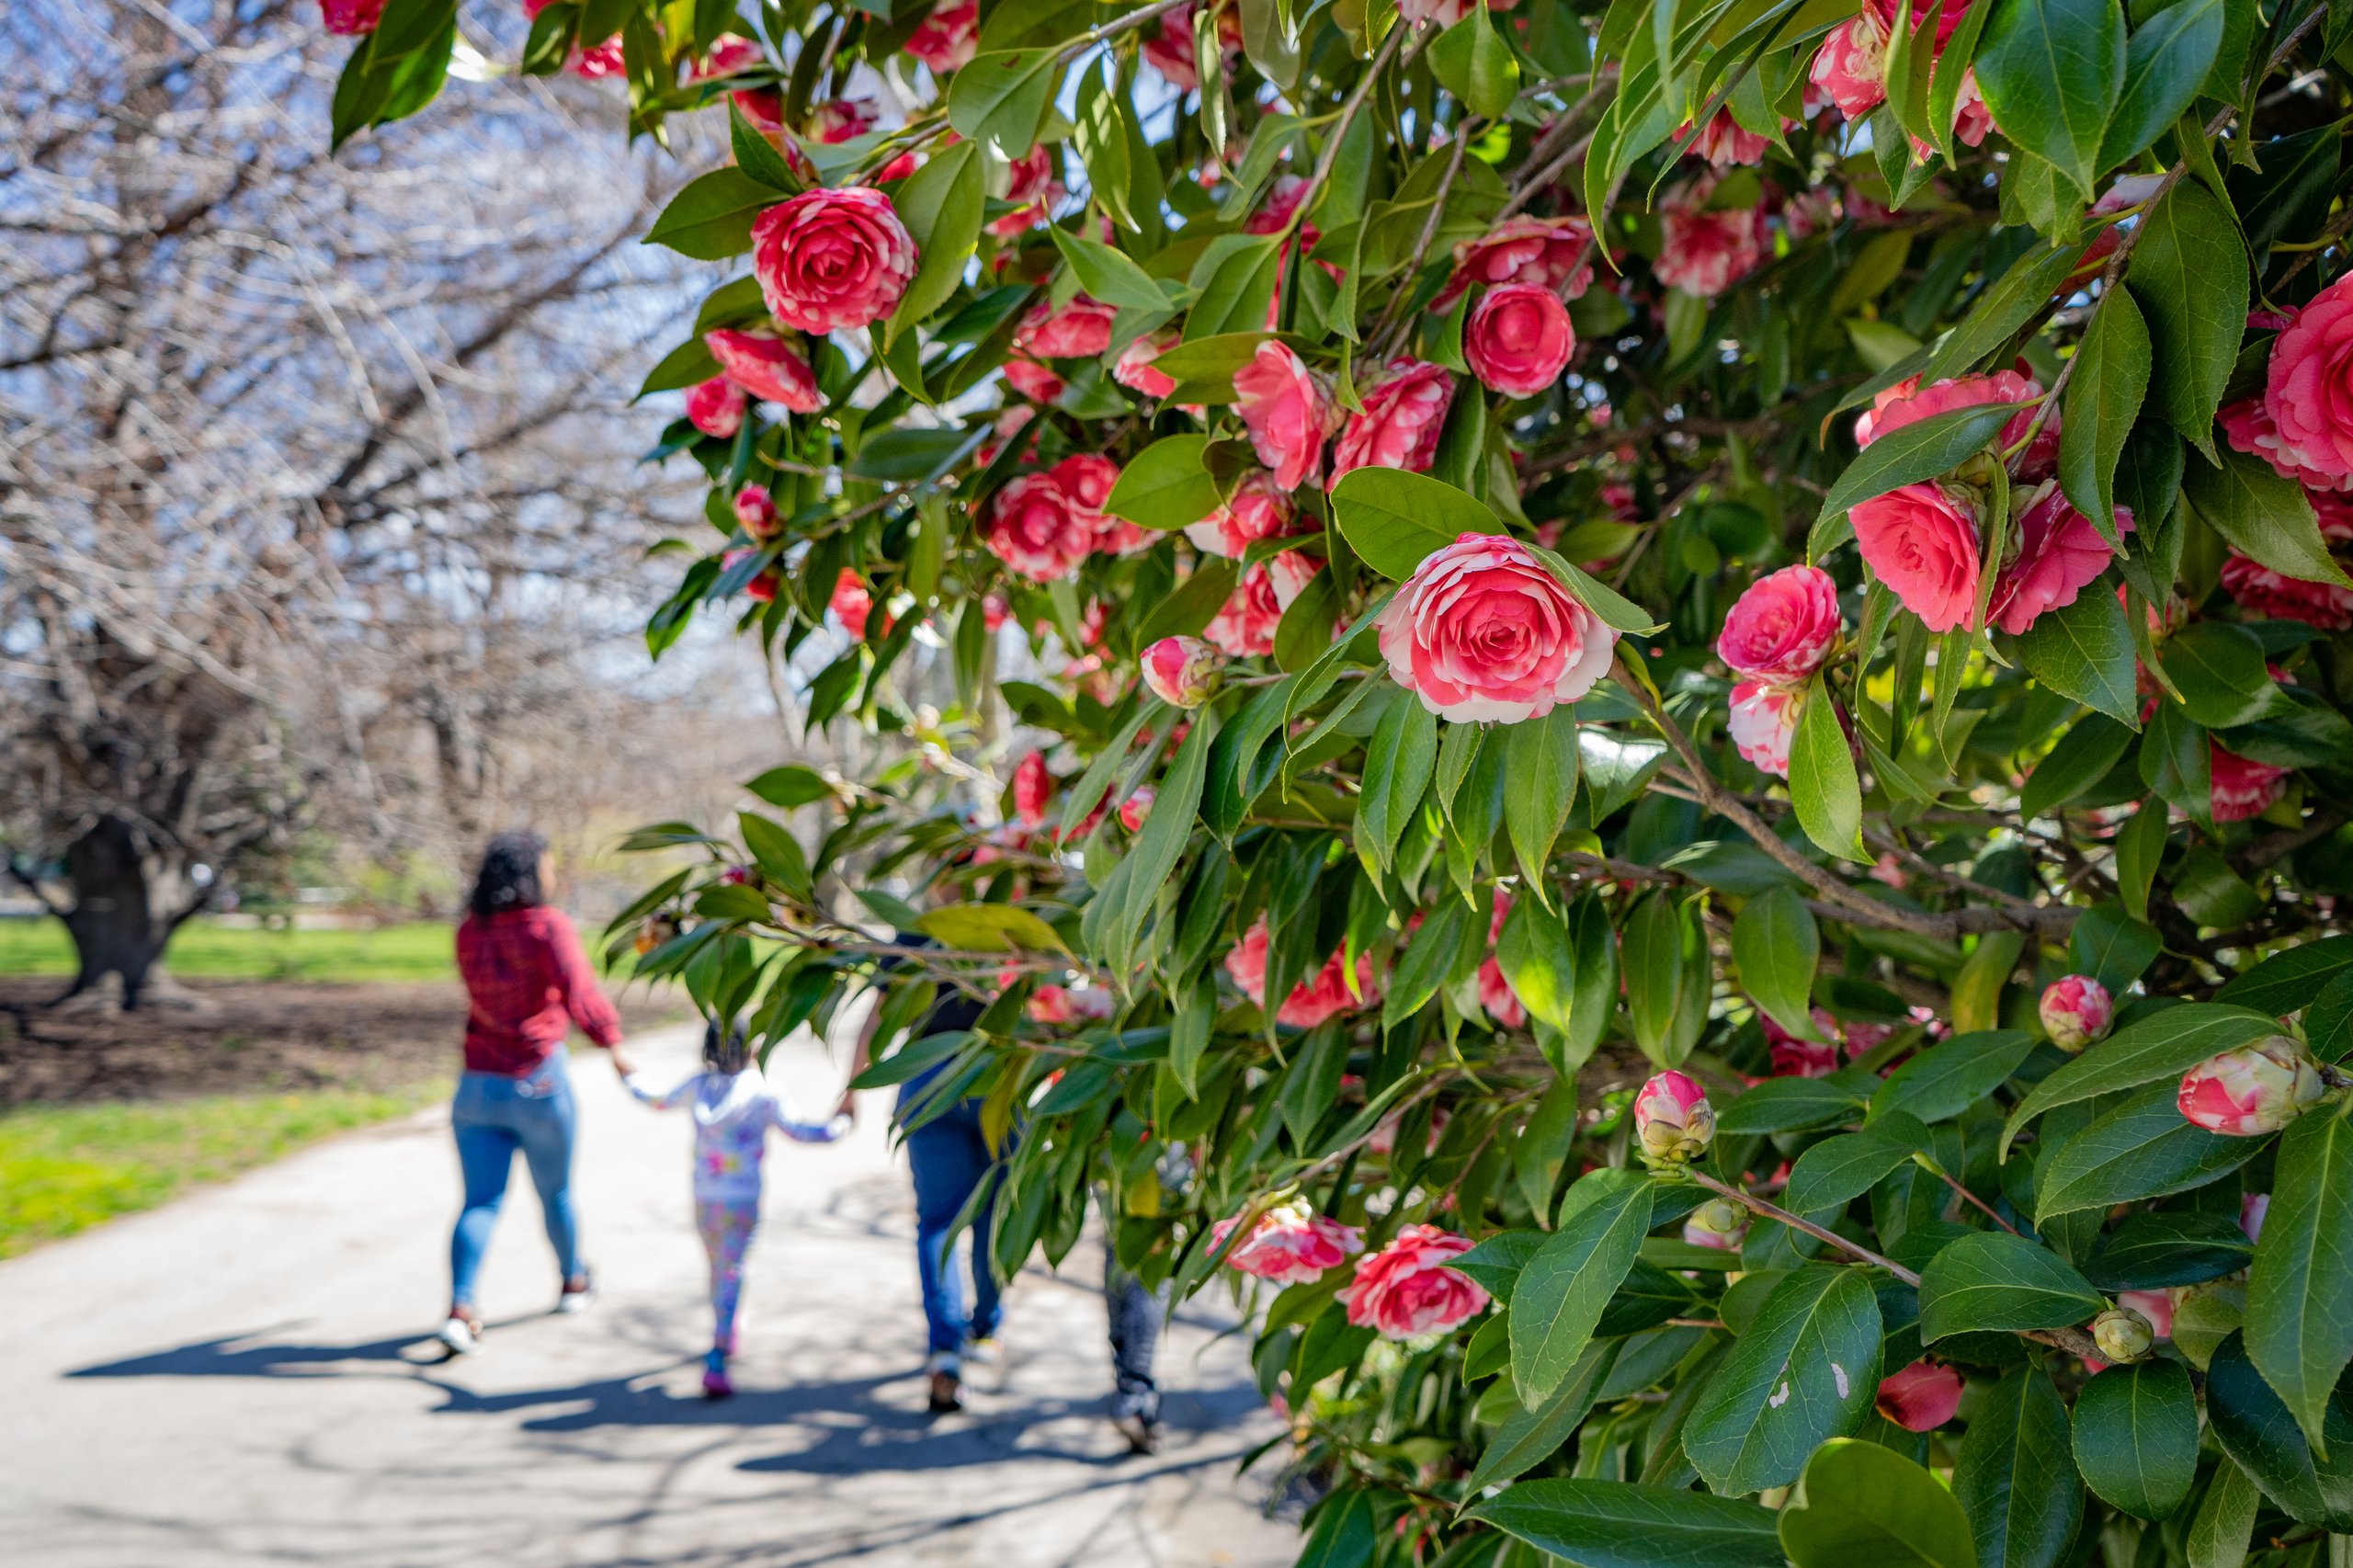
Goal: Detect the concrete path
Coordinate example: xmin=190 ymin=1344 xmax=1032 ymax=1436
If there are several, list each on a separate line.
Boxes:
xmin=0 ymin=1022 xmax=1298 ymax=1567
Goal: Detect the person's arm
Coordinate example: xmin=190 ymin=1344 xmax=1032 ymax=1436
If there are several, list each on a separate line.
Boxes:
xmin=542 ymin=910 xmax=631 ymax=1073
xmin=764 ymin=1095 xmax=850 ymax=1143
xmin=623 ymin=1071 xmax=701 ymax=1110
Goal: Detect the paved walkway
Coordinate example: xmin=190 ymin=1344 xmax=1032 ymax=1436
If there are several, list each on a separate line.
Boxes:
xmin=0 ymin=1023 xmax=1296 ymax=1566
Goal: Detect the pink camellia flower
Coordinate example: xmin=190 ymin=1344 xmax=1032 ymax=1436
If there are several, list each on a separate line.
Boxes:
xmin=1142 ymin=635 xmax=1221 ymax=708
xmin=2242 ymin=1192 xmax=2271 ymax=1242
xmin=1633 ymin=1070 xmax=1715 ymax=1165
xmin=733 ymin=483 xmax=781 ymax=540
xmin=1204 ymin=563 xmax=1286 ymax=657
xmin=1223 ymin=915 xmax=1379 ymax=1028
xmin=1050 ymin=453 xmax=1120 ymax=535
xmin=1211 ymin=1199 xmax=1365 ymax=1285
xmin=1727 ymin=677 xmax=1802 ymax=778
xmin=1003 ymin=357 xmax=1066 ymax=404
xmin=1856 ymin=369 xmax=2057 ymax=481
xmin=1113 ymin=328 xmax=1182 ymax=398
xmin=522 ymin=0 xmax=628 ymax=75
xmin=1267 ymin=549 xmax=1324 ymax=612
xmin=2220 ymin=397 xmax=2353 ymax=492
xmin=2220 ymin=492 xmax=2353 ymax=627
xmin=1986 ymin=484 xmax=2130 ymax=636
xmin=686 ymin=376 xmax=748 ymax=438
xmin=1375 ymin=533 xmax=1619 ymax=723
xmin=1118 ymin=787 xmax=1155 ymax=832
xmin=725 ymin=549 xmax=780 ymax=602
xmin=1477 ymin=893 xmax=1527 ymax=1029
xmin=1654 ymin=193 xmax=1766 ymax=299
xmin=322 ymin=0 xmax=385 ymax=34
xmin=1141 ymin=2 xmax=1241 ymax=90
xmin=1028 ymin=983 xmax=1114 ymax=1025
xmin=1466 ymin=285 xmax=1575 ymax=398
xmin=1682 ymin=1196 xmax=1748 ymax=1251
xmin=1435 ymin=216 xmax=1596 ymax=309
xmin=1017 ymin=296 xmax=1119 ymax=360
xmin=1876 ymin=1360 xmax=1965 ymax=1432
xmin=1763 ymin=1008 xmax=1841 ymax=1076
xmin=987 ymin=146 xmax=1065 ymax=237
xmin=983 ymin=472 xmax=1095 ymax=582
xmin=2262 ymin=272 xmax=2353 ymax=484
xmin=1245 ymin=172 xmax=1318 ymax=241
xmin=694 ymin=33 xmax=762 ymax=77
xmin=1234 ymin=342 xmax=1336 ymax=492
xmin=1681 ymin=108 xmax=1768 ymax=168
xmin=2039 ymin=975 xmax=2112 ymax=1054
xmin=1332 ymin=359 xmax=1454 ymax=478
xmin=2178 ymin=1036 xmax=2325 ymax=1135
xmin=1011 ymin=749 xmax=1052 ymax=829
xmin=1852 ymin=481 xmax=1982 ymax=632
xmin=905 ymin=0 xmax=978 ymax=72
xmin=2118 ymin=1288 xmax=2176 ymax=1341
xmin=807 ymin=97 xmax=878 ymax=143
xmin=750 ymin=187 xmax=918 ymax=334
xmin=704 ymin=329 xmax=823 ymax=413
xmin=1336 ymin=1224 xmax=1490 ymax=1341
xmin=1810 ymin=13 xmax=1889 ymax=119
xmin=1399 ymin=0 xmax=1518 ymax=28
xmin=1186 ymin=472 xmax=1299 ymax=559
xmin=1717 ymin=564 xmax=1840 ymax=682
xmin=829 ymin=569 xmax=874 ymax=640
xmin=2211 ymin=744 xmax=2290 ymax=822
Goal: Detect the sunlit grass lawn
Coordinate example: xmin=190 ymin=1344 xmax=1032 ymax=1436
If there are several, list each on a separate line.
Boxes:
xmin=0 ymin=918 xmax=457 ymax=983
xmin=0 ymin=1084 xmax=447 ymax=1257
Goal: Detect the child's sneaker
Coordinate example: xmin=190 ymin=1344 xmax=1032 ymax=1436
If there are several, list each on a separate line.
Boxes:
xmin=962 ymin=1335 xmax=1002 ymax=1366
xmin=436 ymin=1306 xmax=483 ymax=1358
xmin=701 ymin=1349 xmax=733 ymax=1400
xmin=556 ymin=1269 xmax=597 ymax=1314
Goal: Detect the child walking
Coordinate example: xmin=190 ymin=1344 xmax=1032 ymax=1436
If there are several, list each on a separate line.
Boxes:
xmin=626 ymin=1020 xmax=849 ymax=1398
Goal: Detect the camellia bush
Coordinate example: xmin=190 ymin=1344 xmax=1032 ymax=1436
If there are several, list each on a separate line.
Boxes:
xmin=329 ymin=0 xmax=2353 ymax=1558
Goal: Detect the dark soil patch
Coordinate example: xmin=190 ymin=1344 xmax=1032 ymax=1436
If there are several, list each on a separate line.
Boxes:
xmin=0 ymin=977 xmax=689 ymax=1108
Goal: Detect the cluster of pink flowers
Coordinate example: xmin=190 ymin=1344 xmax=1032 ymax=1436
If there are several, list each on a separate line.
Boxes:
xmin=1211 ymin=1199 xmax=1365 ymax=1285
xmin=1807 ymin=0 xmax=1993 ymax=152
xmin=1225 ymin=915 xmax=1380 ymax=1028
xmin=982 ymin=453 xmax=1134 ymax=583
xmin=1336 ymin=1223 xmax=1489 ymax=1340
xmin=1713 ymin=564 xmax=1840 ymax=778
xmin=1203 ymin=555 xmax=1320 ymax=657
xmin=1376 ymin=534 xmax=1619 ymax=723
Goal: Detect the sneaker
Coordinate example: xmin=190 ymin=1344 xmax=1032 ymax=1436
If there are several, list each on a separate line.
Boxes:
xmin=436 ymin=1307 xmax=483 ymax=1358
xmin=556 ymin=1269 xmax=596 ymax=1314
xmin=701 ymin=1349 xmax=734 ymax=1401
xmin=1112 ymin=1412 xmax=1161 ymax=1455
xmin=925 ymin=1352 xmax=964 ymax=1414
xmin=962 ymin=1335 xmax=1002 ymax=1366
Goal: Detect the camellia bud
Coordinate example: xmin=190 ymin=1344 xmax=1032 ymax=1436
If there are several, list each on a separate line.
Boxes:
xmin=1633 ymin=1071 xmax=1715 ymax=1165
xmin=2038 ymin=974 xmax=2113 ymax=1053
xmin=2091 ymin=1305 xmax=2155 ymax=1364
xmin=1874 ymin=1359 xmax=1964 ymax=1432
xmin=1681 ymin=1196 xmax=1746 ymax=1251
xmin=1141 ymin=634 xmax=1221 ymax=709
xmin=2177 ymin=1036 xmax=2325 ymax=1136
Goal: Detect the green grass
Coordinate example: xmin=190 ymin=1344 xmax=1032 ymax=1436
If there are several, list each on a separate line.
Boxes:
xmin=0 ymin=918 xmax=456 ymax=983
xmin=0 ymin=1083 xmax=446 ymax=1257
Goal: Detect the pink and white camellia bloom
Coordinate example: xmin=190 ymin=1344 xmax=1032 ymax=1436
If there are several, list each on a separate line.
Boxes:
xmin=1205 ymin=563 xmax=1286 ymax=657
xmin=2038 ymin=974 xmax=2112 ymax=1053
xmin=322 ymin=0 xmax=385 ymax=36
xmin=1809 ymin=13 xmax=1889 ymax=119
xmin=2220 ymin=493 xmax=2353 ymax=628
xmin=806 ymin=96 xmax=877 ymax=143
xmin=1211 ymin=1199 xmax=1366 ymax=1285
xmin=1854 ymin=370 xmax=2055 ymax=479
xmin=983 ymin=472 xmax=1095 ymax=582
xmin=1332 ymin=359 xmax=1455 ymax=477
xmin=1466 ymin=285 xmax=1576 ymax=398
xmin=1113 ymin=328 xmax=1181 ymax=398
xmin=1682 ymin=108 xmax=1768 ymax=168
xmin=1985 ymin=484 xmax=2131 ymax=636
xmin=685 ymin=376 xmax=747 ymax=438
xmin=750 ymin=187 xmax=918 ymax=334
xmin=1011 ymin=749 xmax=1051 ymax=829
xmin=733 ymin=483 xmax=781 ymax=540
xmin=988 ymin=146 xmax=1066 ymax=236
xmin=1049 ymin=452 xmax=1120 ymax=535
xmin=1187 ymin=472 xmax=1299 ymax=558
xmin=703 ymin=329 xmax=823 ymax=413
xmin=1374 ymin=534 xmax=1620 ymax=723
xmin=1234 ymin=342 xmax=1336 ymax=492
xmin=1633 ymin=1070 xmax=1715 ymax=1165
xmin=2177 ymin=1036 xmax=2325 ymax=1136
xmin=1654 ymin=194 xmax=1765 ymax=300
xmin=1224 ymin=915 xmax=1379 ymax=1028
xmin=2261 ymin=271 xmax=2353 ymax=484
xmin=829 ymin=569 xmax=874 ymax=640
xmin=1477 ymin=893 xmax=1528 ymax=1029
xmin=1336 ymin=1224 xmax=1490 ymax=1341
xmin=1852 ymin=481 xmax=1983 ymax=632
xmin=904 ymin=0 xmax=978 ymax=72
xmin=1727 ymin=677 xmax=1801 ymax=778
xmin=1875 ymin=1360 xmax=1964 ymax=1432
xmin=1141 ymin=635 xmax=1221 ymax=709
xmin=2211 ymin=744 xmax=2291 ymax=822
xmin=1717 ymin=564 xmax=1840 ymax=683
xmin=2117 ymin=1289 xmax=2176 ymax=1341
xmin=1118 ymin=787 xmax=1154 ymax=832
xmin=1763 ymin=1009 xmax=1841 ymax=1076
xmin=1267 ymin=549 xmax=1324 ymax=613
xmin=1017 ymin=296 xmax=1118 ymax=360
xmin=1435 ymin=216 xmax=1596 ymax=309
xmin=2220 ymin=395 xmax=2353 ymax=492
xmin=1003 ymin=358 xmax=1065 ymax=403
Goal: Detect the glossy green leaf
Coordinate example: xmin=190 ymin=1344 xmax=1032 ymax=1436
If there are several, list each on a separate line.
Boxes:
xmin=1779 ymin=1438 xmax=1974 ymax=1568
xmin=1870 ymin=1030 xmax=2036 ymax=1125
xmin=2001 ymin=1002 xmax=2279 ymax=1154
xmin=944 ymin=48 xmax=1062 ymax=155
xmin=1331 ymin=467 xmax=1491 ymax=580
xmin=1503 ymin=706 xmax=1579 ymax=889
xmin=643 ymin=167 xmax=779 ymax=259
xmin=2035 ymin=1079 xmax=2265 ymax=1220
xmin=2129 ymin=181 xmax=2249 ymax=456
xmin=2097 ymin=0 xmax=2223 ymax=169
xmin=1509 ymin=1168 xmax=1653 ymax=1401
xmin=1684 ymin=1267 xmax=1882 ymax=1494
xmin=1463 ymin=1339 xmax=1620 ymax=1494
xmin=1955 ymin=1367 xmax=2084 ymax=1568
xmin=2072 ymin=1360 xmax=2199 ymax=1519
xmin=1917 ymin=1232 xmax=2102 ymax=1341
xmin=1733 ymin=887 xmax=1821 ymax=1042
xmin=1356 ymin=695 xmax=1438 ymax=871
xmin=1815 ymin=402 xmax=2019 ymax=552
xmin=1974 ymin=0 xmax=2123 ymax=197
xmin=884 ymin=140 xmax=985 ymax=342
xmin=2056 ymin=288 xmax=2150 ymax=540
xmin=2161 ymin=620 xmax=2277 ymax=728
xmin=1790 ymin=677 xmax=1868 ymax=862
xmin=1468 ymin=1479 xmax=1784 ymax=1568
xmin=1785 ymin=1111 xmax=1932 ymax=1214
xmin=2218 ymin=935 xmax=2353 ymax=1014
xmin=2069 ymin=902 xmax=2163 ymax=993
xmin=1184 ymin=234 xmax=1284 ymax=340
xmin=1046 ymin=225 xmax=1169 ymax=312
xmin=1427 ymin=1 xmax=1520 ymax=118
xmin=2246 ymin=1104 xmax=2353 ymax=1454
xmin=2013 ymin=585 xmax=2139 ymax=725
xmin=1103 ymin=435 xmax=1221 ymax=529
xmin=2204 ymin=1331 xmax=2353 ymax=1531
xmin=1718 ymin=1073 xmax=1876 ymax=1135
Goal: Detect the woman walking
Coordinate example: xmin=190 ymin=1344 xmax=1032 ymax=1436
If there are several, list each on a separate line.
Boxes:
xmin=436 ymin=831 xmax=631 ymax=1356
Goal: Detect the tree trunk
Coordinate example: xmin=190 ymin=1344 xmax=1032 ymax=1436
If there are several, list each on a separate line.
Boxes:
xmin=56 ymin=817 xmax=201 ymax=1010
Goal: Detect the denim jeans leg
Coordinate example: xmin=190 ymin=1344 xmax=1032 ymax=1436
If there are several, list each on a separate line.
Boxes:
xmin=907 ymin=1119 xmax=982 ymax=1356
xmin=449 ymin=1085 xmax=517 ymax=1310
xmin=1104 ymin=1249 xmax=1167 ymax=1424
xmin=510 ymin=1062 xmax=582 ymax=1280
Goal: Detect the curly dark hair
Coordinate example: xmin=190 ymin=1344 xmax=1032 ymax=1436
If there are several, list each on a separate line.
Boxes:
xmin=468 ymin=831 xmax=547 ymax=920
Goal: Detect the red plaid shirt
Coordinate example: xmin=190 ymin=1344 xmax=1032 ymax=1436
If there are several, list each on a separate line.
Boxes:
xmin=456 ymin=906 xmax=622 ymax=1075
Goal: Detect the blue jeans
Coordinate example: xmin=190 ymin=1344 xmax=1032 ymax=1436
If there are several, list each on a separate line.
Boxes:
xmin=1106 ymin=1249 xmax=1166 ymax=1424
xmin=903 ymin=1087 xmax=1004 ymax=1357
xmin=449 ymin=1053 xmax=580 ymax=1309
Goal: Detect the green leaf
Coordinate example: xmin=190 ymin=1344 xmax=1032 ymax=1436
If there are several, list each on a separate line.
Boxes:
xmin=2161 ymin=620 xmax=2277 ymax=728
xmin=2129 ymin=180 xmax=2250 ymax=456
xmin=2084 ymin=1211 xmax=2256 ymax=1290
xmin=1330 ymin=467 xmax=1489 ymax=580
xmin=1685 ymin=1267 xmax=1881 ymax=1494
xmin=2186 ymin=446 xmax=2353 ymax=589
xmin=1136 ymin=557 xmax=1238 ymax=649
xmin=1383 ymin=897 xmax=1466 ymax=1029
xmin=2001 ymin=1002 xmax=2279 ymax=1155
xmin=1463 ymin=1340 xmax=1621 ymax=1494
xmin=1717 ymin=1073 xmax=1875 ymax=1135
xmin=1921 ymin=240 xmax=2094 ymax=385
xmin=1184 ymin=234 xmax=1284 ymax=341
xmin=1973 ymin=0 xmax=2124 ymax=199
xmin=2115 ymin=799 xmax=2166 ymax=923
xmin=1467 ymin=1479 xmax=1784 ymax=1568
xmin=1083 ymin=709 xmax=1217 ymax=972
xmin=1508 ymin=1169 xmax=1653 ymax=1401
xmin=1047 ymin=226 xmax=1168 ymax=312
xmin=2186 ymin=1456 xmax=2261 ymax=1568
xmin=2217 ymin=935 xmax=2353 ymax=1014
xmin=1427 ymin=1 xmax=1520 ymax=119
xmin=1356 ymin=695 xmax=1438 ymax=871
xmin=2072 ymin=1360 xmax=2200 ymax=1520
xmin=885 ymin=140 xmax=985 ymax=343
xmin=1870 ymin=1030 xmax=2036 ymax=1125
xmin=1295 ymin=1491 xmax=1376 ymax=1568
xmin=729 ymin=99 xmax=803 ymax=193
xmin=1503 ymin=706 xmax=1580 ymax=887
xmin=1524 ymin=542 xmax=1668 ymax=633
xmin=2035 ymin=1079 xmax=2265 ymax=1219
xmin=644 ymin=167 xmax=779 ymax=260
xmin=916 ymin=903 xmax=1067 ymax=952
xmin=2021 ymin=713 xmax=2135 ymax=818
xmin=1621 ymin=892 xmax=1685 ymax=1060
xmin=2203 ymin=1331 xmax=2353 ymax=1531
xmin=2069 ymin=902 xmax=2163 ymax=993
xmin=1785 ymin=1111 xmax=1933 ymax=1214
xmin=1918 ymin=1232 xmax=2103 ymax=1341
xmin=944 ymin=48 xmax=1062 ymax=156
xmin=1790 ymin=677 xmax=1868 ymax=862
xmin=2057 ymin=288 xmax=2151 ymax=540
xmin=1779 ymin=1439 xmax=1975 ymax=1568
xmin=1813 ymin=403 xmax=2019 ymax=558
xmin=1954 ymin=1367 xmax=2084 ymax=1568
xmin=737 ymin=811 xmax=812 ymax=899
xmin=1103 ymin=435 xmax=1221 ymax=529
xmin=2098 ymin=0 xmax=2224 ymax=169
xmin=1732 ymin=887 xmax=1821 ymax=1042
xmin=2247 ymin=1105 xmax=2353 ymax=1455
xmin=2013 ymin=585 xmax=2140 ymax=725
xmin=745 ymin=764 xmax=833 ymax=811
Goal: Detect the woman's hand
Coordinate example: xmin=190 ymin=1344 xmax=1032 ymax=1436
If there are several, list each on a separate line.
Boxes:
xmin=609 ymin=1044 xmax=637 ymax=1078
